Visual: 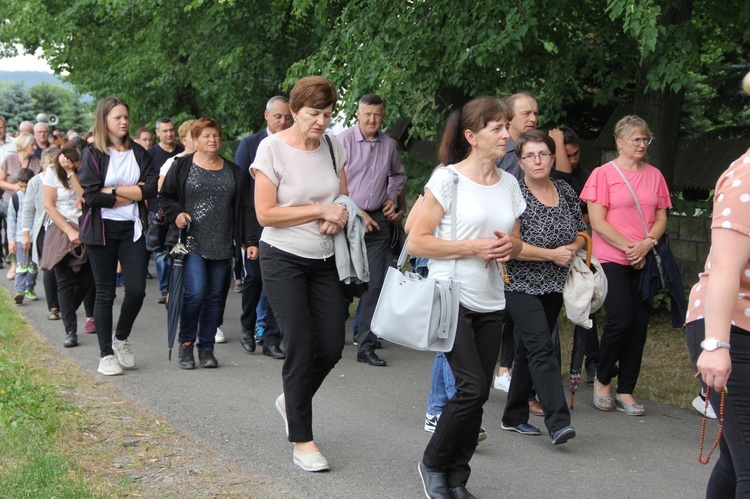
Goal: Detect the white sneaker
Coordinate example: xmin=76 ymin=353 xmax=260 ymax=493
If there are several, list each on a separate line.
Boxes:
xmin=215 ymin=327 xmax=226 ymax=343
xmin=494 ymin=371 xmax=511 ymax=392
xmin=112 ymin=337 xmax=136 ymax=369
xmin=692 ymin=394 xmax=717 ymax=419
xmin=97 ymin=355 xmax=124 ymax=376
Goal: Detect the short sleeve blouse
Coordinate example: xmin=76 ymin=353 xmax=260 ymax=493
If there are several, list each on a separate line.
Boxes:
xmin=42 ymin=166 xmax=82 ymax=224
xmin=580 ymin=162 xmax=671 ymax=265
xmin=425 ymin=166 xmax=526 ymax=313
xmin=686 ymin=149 xmax=750 ymax=331
xmin=251 ymin=134 xmax=346 ymax=259
xmin=506 ymin=179 xmax=586 ymax=294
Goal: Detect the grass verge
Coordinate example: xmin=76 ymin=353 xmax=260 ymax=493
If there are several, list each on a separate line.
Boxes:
xmin=0 ymin=288 xmax=282 ymax=498
xmin=559 ymin=308 xmax=697 ymax=407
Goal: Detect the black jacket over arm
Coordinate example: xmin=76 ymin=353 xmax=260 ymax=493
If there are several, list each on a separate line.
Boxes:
xmin=158 ymin=153 xmax=255 ymax=257
xmin=77 ymin=142 xmax=157 ymax=246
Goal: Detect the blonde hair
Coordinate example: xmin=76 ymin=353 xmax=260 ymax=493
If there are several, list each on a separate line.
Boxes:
xmin=178 ymin=119 xmax=196 ymax=141
xmin=614 ymin=115 xmax=652 ymax=141
xmin=14 ymin=132 xmax=34 ymax=151
xmin=743 ymin=71 xmax=750 ymax=96
xmin=41 ymin=145 xmax=60 ymax=167
xmin=93 ymin=97 xmax=131 ymax=154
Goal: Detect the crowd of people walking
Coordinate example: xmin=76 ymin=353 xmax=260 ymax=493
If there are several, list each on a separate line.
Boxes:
xmin=1 ymin=70 xmax=748 ymax=498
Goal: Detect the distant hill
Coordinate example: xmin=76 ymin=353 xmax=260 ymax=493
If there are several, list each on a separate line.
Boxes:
xmin=0 ymin=70 xmax=68 ymax=89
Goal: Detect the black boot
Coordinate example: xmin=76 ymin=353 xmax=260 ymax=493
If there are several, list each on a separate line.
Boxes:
xmin=63 ymin=331 xmax=78 ymax=348
xmin=198 ymin=350 xmax=218 ymax=368
xmin=178 ymin=342 xmax=195 ymax=369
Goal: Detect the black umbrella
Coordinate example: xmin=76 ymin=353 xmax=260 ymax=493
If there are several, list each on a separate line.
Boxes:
xmin=166 ymin=222 xmax=189 ymax=361
xmin=569 ymin=232 xmax=592 ymax=410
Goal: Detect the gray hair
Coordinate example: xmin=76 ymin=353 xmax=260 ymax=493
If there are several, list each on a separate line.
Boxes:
xmin=266 ymin=96 xmax=289 ymax=111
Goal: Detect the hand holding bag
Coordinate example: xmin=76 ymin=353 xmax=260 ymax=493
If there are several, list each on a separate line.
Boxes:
xmin=371 ymin=168 xmax=461 ymax=352
xmin=145 ymin=210 xmax=168 ymax=252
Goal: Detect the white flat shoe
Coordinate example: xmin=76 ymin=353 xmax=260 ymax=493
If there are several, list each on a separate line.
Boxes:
xmin=293 ymin=448 xmax=330 ymax=472
xmin=275 ymin=394 xmax=288 ymax=436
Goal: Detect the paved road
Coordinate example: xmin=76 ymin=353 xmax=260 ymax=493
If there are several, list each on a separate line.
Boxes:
xmin=5 ymin=262 xmax=712 ymax=498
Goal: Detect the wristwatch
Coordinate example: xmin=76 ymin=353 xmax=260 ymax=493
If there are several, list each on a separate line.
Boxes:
xmin=701 ymin=337 xmax=731 ymax=351
xmin=111 ymin=184 xmax=118 ymax=198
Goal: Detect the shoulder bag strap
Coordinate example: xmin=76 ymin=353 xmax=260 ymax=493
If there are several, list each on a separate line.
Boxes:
xmin=609 ymin=161 xmax=649 ymax=238
xmin=396 ymin=166 xmax=458 ymax=280
xmin=324 ymin=135 xmax=336 ymax=172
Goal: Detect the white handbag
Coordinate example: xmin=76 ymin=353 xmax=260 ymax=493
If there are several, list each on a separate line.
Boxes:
xmin=371 ymin=168 xmax=461 ymax=352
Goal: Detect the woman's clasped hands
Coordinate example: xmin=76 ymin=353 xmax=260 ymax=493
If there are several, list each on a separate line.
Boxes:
xmin=475 ymin=230 xmax=516 ymax=264
xmin=319 ymin=203 xmax=348 ymax=235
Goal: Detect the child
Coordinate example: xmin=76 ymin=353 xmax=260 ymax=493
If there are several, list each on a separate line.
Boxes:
xmin=8 ymin=168 xmax=38 ymax=304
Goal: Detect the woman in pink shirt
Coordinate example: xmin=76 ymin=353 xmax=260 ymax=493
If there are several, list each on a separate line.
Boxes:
xmin=580 ymin=115 xmax=671 ymax=416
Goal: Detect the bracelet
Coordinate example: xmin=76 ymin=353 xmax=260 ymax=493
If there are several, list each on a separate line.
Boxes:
xmin=646 ymin=235 xmax=657 ymax=246
xmin=67 ymin=171 xmax=76 ymax=179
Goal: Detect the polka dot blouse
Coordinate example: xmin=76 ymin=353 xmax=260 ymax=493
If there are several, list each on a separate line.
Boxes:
xmin=686 ymin=149 xmax=750 ymax=331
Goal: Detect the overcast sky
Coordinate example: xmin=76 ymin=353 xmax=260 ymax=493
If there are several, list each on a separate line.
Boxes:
xmin=0 ymin=47 xmax=53 ymax=72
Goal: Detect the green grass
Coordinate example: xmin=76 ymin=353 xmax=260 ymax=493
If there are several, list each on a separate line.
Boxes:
xmin=558 ymin=307 xmax=697 ymax=407
xmin=0 ymin=291 xmax=103 ymax=498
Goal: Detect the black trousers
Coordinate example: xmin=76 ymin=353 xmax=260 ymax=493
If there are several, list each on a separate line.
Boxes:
xmin=498 ymin=314 xmax=515 ymax=368
xmin=260 ymin=242 xmax=348 ymax=442
xmin=597 ymin=263 xmax=651 ymax=392
xmin=240 ymin=252 xmax=281 ymax=348
xmin=423 ymin=306 xmax=504 ymax=488
xmin=87 ymin=220 xmax=148 ymax=357
xmin=502 ymin=291 xmax=570 ymax=435
xmin=686 ymin=320 xmax=750 ymax=498
xmin=357 ymin=210 xmax=390 ymax=353
xmin=53 ymin=259 xmax=95 ymax=334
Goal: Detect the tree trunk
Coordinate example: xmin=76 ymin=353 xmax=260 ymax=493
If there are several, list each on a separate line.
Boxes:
xmin=632 ymin=0 xmax=693 ymax=188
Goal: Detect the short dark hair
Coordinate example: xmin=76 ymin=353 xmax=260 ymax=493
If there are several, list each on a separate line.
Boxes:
xmin=289 ymin=76 xmax=337 ymax=113
xmin=359 ymin=94 xmax=385 ymax=109
xmin=559 ymin=126 xmax=579 ymax=146
xmin=136 ymin=126 xmax=152 ymax=137
xmin=515 ymin=129 xmax=556 ymax=158
xmin=155 ymin=117 xmax=174 ymax=129
xmin=17 ymin=168 xmax=35 ymax=183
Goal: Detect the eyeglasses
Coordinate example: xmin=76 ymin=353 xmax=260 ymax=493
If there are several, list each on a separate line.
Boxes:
xmin=626 ymin=137 xmax=653 ymax=146
xmin=520 ymin=152 xmax=552 ymax=162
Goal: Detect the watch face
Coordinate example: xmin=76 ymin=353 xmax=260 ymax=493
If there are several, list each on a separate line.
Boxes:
xmin=703 ymin=338 xmax=718 ymax=351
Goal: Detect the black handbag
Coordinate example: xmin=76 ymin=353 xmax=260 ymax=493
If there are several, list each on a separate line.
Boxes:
xmin=145 ymin=210 xmax=168 ymax=252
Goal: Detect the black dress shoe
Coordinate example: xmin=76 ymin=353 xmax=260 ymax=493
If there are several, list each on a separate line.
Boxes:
xmin=63 ymin=331 xmax=78 ymax=348
xmin=418 ymin=461 xmax=452 ymax=499
xmin=357 ymin=349 xmax=387 ymax=367
xmin=263 ymin=344 xmax=286 ymax=359
xmin=450 ymin=486 xmax=478 ymax=499
xmin=240 ymin=330 xmax=256 ymax=353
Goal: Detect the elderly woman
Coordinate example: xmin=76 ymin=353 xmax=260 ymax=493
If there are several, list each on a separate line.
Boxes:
xmin=688 ymin=72 xmax=750 ymax=498
xmin=409 ymin=97 xmax=524 ymax=499
xmin=580 ymin=115 xmax=671 ymax=415
xmin=500 ymin=130 xmax=585 ymax=445
xmin=158 ymin=118 xmax=251 ymax=369
xmin=1 ymin=132 xmax=43 ymax=279
xmin=252 ymin=76 xmax=349 ymax=473
xmin=43 ymin=141 xmax=95 ymax=349
xmin=78 ymin=97 xmax=158 ymax=376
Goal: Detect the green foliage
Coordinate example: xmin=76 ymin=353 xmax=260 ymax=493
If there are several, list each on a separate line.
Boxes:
xmin=0 ymin=82 xmax=36 ymax=130
xmin=1 ymin=0 xmax=749 ymax=148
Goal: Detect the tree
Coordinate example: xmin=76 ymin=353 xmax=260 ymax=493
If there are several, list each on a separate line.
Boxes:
xmin=0 ymin=82 xmax=35 ymax=131
xmin=2 ymin=0 xmax=748 ymax=183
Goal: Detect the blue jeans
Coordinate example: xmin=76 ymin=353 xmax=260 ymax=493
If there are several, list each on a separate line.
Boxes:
xmin=255 ymin=289 xmax=268 ymax=328
xmin=154 ymin=248 xmax=170 ymax=293
xmin=427 ymin=352 xmax=456 ymax=415
xmin=14 ymin=246 xmax=37 ymax=293
xmin=179 ymin=253 xmax=230 ymax=352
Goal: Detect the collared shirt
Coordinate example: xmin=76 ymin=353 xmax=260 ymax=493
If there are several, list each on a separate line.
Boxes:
xmin=0 ymin=136 xmax=16 ymax=165
xmin=496 ymin=136 xmax=522 ymax=180
xmin=337 ymin=125 xmax=406 ymax=212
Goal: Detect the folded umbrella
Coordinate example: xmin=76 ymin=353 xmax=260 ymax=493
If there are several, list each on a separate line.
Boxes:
xmin=166 ymin=222 xmax=189 ymax=361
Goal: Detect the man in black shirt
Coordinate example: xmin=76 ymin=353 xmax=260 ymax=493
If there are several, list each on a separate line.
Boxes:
xmin=147 ymin=118 xmax=184 ymax=303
